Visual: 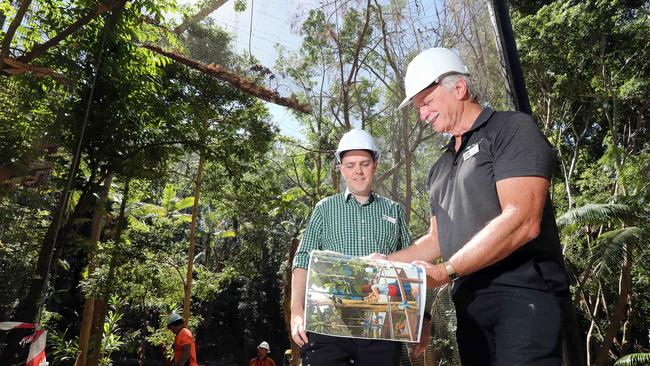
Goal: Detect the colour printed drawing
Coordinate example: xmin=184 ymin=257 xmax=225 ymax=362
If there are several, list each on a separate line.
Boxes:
xmin=304 ymin=250 xmax=426 ymax=342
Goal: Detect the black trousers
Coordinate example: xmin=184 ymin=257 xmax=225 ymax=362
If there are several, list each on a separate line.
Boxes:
xmin=453 ymin=285 xmax=566 ymax=366
xmin=301 ymin=332 xmax=402 ymax=366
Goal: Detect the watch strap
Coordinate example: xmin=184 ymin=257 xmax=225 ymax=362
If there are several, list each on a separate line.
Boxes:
xmin=444 ymin=261 xmax=459 ymax=281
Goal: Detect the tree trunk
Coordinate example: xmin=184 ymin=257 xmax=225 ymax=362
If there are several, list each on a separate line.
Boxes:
xmin=586 ymin=286 xmax=601 ymax=365
xmin=401 ymin=108 xmax=412 ymax=223
xmin=76 ymin=174 xmax=112 ymax=366
xmin=184 ymin=121 xmax=207 ymax=323
xmin=282 ymin=238 xmax=300 ymax=366
xmin=0 ymin=182 xmax=95 ymax=363
xmin=593 ymin=242 xmax=632 ymax=366
xmin=86 ymin=298 xmax=109 ymax=366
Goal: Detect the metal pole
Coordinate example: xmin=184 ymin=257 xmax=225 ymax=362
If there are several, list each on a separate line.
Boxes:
xmin=488 ymin=3 xmax=586 ymax=366
xmin=488 ymin=0 xmax=531 ymax=114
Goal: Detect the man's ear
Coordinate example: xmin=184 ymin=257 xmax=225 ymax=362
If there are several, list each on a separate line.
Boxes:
xmin=454 ymin=77 xmax=469 ymax=101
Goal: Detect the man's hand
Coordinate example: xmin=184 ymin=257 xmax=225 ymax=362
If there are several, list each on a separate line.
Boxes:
xmin=411 ymin=317 xmax=431 ymax=358
xmin=412 ymin=260 xmax=449 ymax=289
xmin=365 ymin=253 xmax=388 ymax=261
xmin=291 ymin=312 xmax=309 ymax=346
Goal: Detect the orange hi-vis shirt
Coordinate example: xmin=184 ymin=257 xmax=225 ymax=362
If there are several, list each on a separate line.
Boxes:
xmin=173 ymin=327 xmax=198 ymax=366
xmin=248 ymin=356 xmax=277 ymax=366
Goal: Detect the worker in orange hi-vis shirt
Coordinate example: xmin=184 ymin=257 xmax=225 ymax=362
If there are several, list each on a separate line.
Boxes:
xmin=166 ymin=313 xmax=198 ymax=366
xmin=249 ymin=341 xmax=277 ymax=366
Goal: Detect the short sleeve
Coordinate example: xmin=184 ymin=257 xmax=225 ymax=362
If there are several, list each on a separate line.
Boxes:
xmin=292 ymin=203 xmax=324 ymax=269
xmin=493 ymin=113 xmax=557 ymax=181
xmin=396 ymin=204 xmax=411 ymax=250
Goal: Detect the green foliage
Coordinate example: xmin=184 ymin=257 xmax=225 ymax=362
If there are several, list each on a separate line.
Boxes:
xmin=48 ymin=329 xmax=79 ymax=365
xmin=615 ymin=353 xmax=650 ymax=366
xmin=100 ymin=302 xmax=125 ymax=366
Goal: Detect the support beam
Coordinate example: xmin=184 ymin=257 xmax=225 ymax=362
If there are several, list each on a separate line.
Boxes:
xmin=487 ymin=0 xmax=531 ymax=114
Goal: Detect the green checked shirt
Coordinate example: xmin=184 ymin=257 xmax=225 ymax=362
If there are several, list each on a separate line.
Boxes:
xmin=292 ymin=189 xmax=411 ymax=269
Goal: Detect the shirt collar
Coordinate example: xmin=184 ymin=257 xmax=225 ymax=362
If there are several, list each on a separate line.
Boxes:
xmin=443 ymin=107 xmax=495 ymax=152
xmin=344 ymin=188 xmax=375 ymax=205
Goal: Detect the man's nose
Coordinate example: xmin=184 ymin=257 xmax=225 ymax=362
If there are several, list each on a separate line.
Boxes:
xmin=418 ymin=108 xmax=427 ymax=122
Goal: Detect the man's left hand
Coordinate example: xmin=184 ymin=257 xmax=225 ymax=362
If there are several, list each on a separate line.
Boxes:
xmin=412 ymin=261 xmax=449 ymax=288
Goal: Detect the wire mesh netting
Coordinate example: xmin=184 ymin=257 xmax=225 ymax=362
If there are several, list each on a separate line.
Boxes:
xmin=0 ymin=1 xmax=496 ymax=364
xmin=400 ymin=285 xmax=460 ymax=366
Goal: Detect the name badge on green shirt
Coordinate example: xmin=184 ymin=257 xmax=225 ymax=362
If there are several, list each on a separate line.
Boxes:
xmin=381 ymin=214 xmax=396 ymax=224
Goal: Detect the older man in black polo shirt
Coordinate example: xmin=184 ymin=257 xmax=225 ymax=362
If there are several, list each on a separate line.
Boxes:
xmin=379 ymin=48 xmax=569 ymax=365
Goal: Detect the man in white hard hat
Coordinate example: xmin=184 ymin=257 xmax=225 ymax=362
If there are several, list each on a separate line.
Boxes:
xmin=376 ymin=47 xmax=569 ymax=365
xmin=289 ymin=129 xmax=422 ymax=366
xmin=249 ymin=341 xmax=276 ymax=366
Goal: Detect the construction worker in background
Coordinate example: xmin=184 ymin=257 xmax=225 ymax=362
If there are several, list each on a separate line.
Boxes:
xmin=376 ymin=47 xmax=569 ymax=365
xmin=290 ymin=129 xmax=430 ymax=366
xmin=166 ymin=313 xmax=198 ymax=366
xmin=249 ymin=341 xmax=276 ymax=366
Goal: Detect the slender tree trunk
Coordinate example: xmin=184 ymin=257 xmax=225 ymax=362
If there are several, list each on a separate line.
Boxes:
xmin=86 ymin=298 xmax=108 ymax=366
xmin=402 ymin=109 xmax=412 ymax=223
xmin=0 ymin=182 xmax=95 ymax=363
xmin=282 ymin=238 xmax=300 ymax=366
xmin=76 ymin=174 xmax=112 ymax=366
xmin=86 ymin=179 xmax=130 ymax=366
xmin=594 ymin=242 xmax=632 ymax=366
xmin=586 ymin=286 xmax=601 ymax=365
xmin=183 ymin=120 xmax=208 ymax=323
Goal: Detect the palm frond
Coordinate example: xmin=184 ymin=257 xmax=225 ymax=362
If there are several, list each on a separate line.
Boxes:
xmin=614 ymin=352 xmax=650 ymax=366
xmin=591 ymin=227 xmax=647 ymax=278
xmin=557 ymin=203 xmax=637 ymax=228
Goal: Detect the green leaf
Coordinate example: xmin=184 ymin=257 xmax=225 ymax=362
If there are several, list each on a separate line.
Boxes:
xmin=614 ymin=353 xmax=650 ymax=366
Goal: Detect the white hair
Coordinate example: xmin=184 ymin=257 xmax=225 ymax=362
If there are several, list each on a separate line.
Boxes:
xmin=440 ymin=74 xmax=481 ymax=102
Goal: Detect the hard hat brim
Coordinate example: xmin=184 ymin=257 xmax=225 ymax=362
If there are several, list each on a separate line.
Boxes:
xmin=397 ymin=96 xmax=412 ymax=110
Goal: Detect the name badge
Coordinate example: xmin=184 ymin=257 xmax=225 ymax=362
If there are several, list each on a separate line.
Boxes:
xmin=382 ymin=215 xmax=397 ymax=224
xmin=463 ymin=142 xmax=480 ymax=161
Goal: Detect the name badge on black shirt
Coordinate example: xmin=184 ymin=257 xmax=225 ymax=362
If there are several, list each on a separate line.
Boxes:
xmin=463 ymin=142 xmax=480 ymax=161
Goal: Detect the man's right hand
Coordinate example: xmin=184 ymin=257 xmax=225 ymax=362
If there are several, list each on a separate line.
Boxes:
xmin=365 ymin=253 xmax=388 ymax=261
xmin=291 ymin=312 xmax=309 ymax=346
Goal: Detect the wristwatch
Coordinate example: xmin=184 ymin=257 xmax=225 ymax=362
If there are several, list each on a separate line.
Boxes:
xmin=443 ymin=261 xmax=459 ymax=281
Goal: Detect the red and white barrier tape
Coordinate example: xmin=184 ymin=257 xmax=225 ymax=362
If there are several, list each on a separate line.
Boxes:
xmin=0 ymin=322 xmax=48 ymax=366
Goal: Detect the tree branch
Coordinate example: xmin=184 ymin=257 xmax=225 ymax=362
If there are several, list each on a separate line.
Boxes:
xmin=140 ymin=44 xmax=311 ymax=114
xmin=0 ymin=0 xmax=32 ymax=61
xmin=16 ymin=0 xmax=126 ymax=64
xmin=174 ymin=0 xmax=228 ymax=34
xmin=1 ymin=57 xmax=69 ymax=83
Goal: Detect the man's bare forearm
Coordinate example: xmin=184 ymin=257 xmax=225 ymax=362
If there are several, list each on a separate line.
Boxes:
xmin=291 ymin=268 xmax=307 ymax=314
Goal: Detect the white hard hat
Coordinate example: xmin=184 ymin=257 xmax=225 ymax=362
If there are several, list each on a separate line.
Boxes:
xmin=166 ymin=312 xmax=183 ymax=326
xmin=258 ymin=341 xmax=270 ymax=351
xmin=397 ymin=48 xmax=470 ymax=110
xmin=334 ymin=129 xmax=380 ymax=163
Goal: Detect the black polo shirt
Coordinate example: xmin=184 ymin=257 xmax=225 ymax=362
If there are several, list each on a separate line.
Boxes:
xmin=427 ymin=108 xmax=568 ymax=293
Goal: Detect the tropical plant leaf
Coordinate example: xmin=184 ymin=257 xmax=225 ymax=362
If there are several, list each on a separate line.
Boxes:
xmin=557 ymin=203 xmax=637 ymax=227
xmin=614 ymin=353 xmax=650 ymax=366
xmin=591 ymin=226 xmax=647 ymax=278
xmin=216 ymin=229 xmax=236 ymax=238
xmin=173 ymin=196 xmax=195 ymax=211
xmin=281 ymin=186 xmax=306 ymax=202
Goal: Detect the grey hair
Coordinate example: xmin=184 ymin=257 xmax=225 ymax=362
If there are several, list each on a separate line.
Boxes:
xmin=440 ymin=74 xmax=481 ymax=102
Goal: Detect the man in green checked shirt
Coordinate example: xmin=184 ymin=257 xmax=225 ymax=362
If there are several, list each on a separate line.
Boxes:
xmin=290 ymin=129 xmax=430 ymax=366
